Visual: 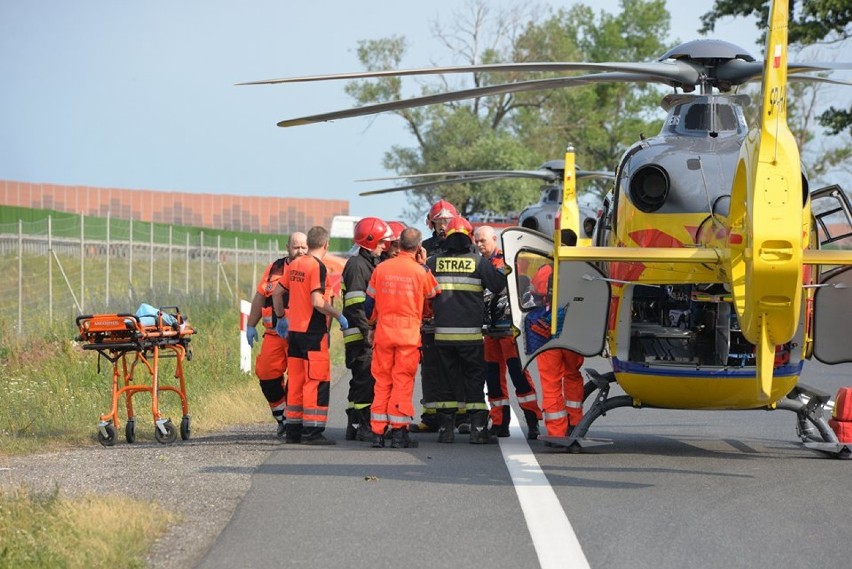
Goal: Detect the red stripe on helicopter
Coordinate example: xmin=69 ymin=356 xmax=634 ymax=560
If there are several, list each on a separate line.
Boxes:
xmin=773 ymin=45 xmax=782 ymax=68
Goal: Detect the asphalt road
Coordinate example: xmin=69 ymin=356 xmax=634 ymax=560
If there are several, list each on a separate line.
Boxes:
xmin=195 ymin=358 xmax=852 ymax=569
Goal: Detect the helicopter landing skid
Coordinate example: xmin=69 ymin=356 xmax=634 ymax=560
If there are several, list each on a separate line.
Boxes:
xmin=803 ymin=442 xmax=852 ymax=460
xmin=777 ymin=382 xmax=848 ymax=459
xmin=539 ymin=368 xmax=636 ymax=452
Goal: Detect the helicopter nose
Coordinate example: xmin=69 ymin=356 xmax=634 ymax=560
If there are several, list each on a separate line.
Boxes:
xmin=629 ymin=165 xmax=670 ymax=212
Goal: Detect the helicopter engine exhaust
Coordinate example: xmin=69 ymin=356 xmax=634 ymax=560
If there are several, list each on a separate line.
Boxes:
xmin=629 ymin=165 xmax=670 ymax=212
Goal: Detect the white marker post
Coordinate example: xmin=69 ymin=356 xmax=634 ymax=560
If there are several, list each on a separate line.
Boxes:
xmin=239 ymin=299 xmax=252 ymax=373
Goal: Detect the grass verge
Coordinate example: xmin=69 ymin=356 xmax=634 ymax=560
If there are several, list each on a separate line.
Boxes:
xmin=0 ymin=486 xmax=176 ymax=569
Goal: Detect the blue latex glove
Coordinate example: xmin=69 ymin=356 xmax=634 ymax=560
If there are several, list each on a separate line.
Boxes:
xmin=246 ymin=326 xmax=259 ymax=347
xmin=336 ymin=314 xmax=349 ymax=330
xmin=275 ymin=317 xmax=289 ymax=338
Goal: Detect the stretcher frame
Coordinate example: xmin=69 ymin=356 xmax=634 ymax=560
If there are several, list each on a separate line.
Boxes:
xmin=75 ymin=306 xmax=196 ymax=446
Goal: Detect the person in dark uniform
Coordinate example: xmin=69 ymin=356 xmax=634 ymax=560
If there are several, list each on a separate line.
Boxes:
xmin=426 ymin=216 xmax=507 ymax=444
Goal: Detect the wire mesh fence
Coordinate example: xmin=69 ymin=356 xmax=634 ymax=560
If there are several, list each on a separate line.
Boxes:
xmin=0 ymin=215 xmax=288 ymax=336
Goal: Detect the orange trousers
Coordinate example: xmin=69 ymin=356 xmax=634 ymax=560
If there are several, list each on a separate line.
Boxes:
xmin=255 ymin=332 xmax=288 ymax=418
xmin=370 ymin=343 xmax=419 ymax=434
xmin=286 ymin=333 xmax=331 ymax=432
xmin=536 ymin=349 xmax=584 ymax=437
xmin=484 ymin=335 xmax=542 ymax=427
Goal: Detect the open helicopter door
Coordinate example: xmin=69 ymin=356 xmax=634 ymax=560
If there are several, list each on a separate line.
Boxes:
xmin=811 ymin=185 xmax=852 ymax=364
xmin=501 ymin=227 xmax=610 ymax=371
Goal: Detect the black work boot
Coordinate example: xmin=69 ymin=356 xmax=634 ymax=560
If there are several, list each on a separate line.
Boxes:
xmin=372 ymin=429 xmax=385 ymax=448
xmin=345 ymin=409 xmax=357 ymax=441
xmin=456 ymin=410 xmax=471 ymax=434
xmin=356 ymin=408 xmax=373 ymax=442
xmin=469 ymin=410 xmax=497 ymax=444
xmin=436 ymin=411 xmax=455 ymax=443
xmin=284 ymin=422 xmax=302 ymax=444
xmin=490 ymin=423 xmax=510 ymax=438
xmin=390 ymin=428 xmax=419 ymax=448
xmin=276 ymin=420 xmax=286 ymax=439
xmin=523 ymin=409 xmax=540 ymax=440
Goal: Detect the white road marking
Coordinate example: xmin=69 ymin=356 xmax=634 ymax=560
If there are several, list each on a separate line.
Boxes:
xmin=499 ymin=407 xmax=591 ymax=569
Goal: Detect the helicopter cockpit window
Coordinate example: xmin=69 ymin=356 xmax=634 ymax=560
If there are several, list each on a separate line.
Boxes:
xmin=545 ymin=188 xmax=560 ymax=204
xmin=669 ymin=102 xmax=741 ymax=136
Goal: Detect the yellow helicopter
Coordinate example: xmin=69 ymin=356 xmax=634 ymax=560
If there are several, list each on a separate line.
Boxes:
xmin=243 ymin=0 xmax=852 ymax=457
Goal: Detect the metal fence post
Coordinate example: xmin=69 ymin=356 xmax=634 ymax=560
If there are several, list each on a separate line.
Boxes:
xmin=185 ymin=232 xmax=189 ymax=294
xmin=200 ymin=231 xmax=205 ymax=299
xmin=105 ymin=212 xmax=110 ymax=306
xmin=234 ymin=235 xmax=239 ymax=302
xmin=18 ymin=220 xmax=23 ymax=335
xmin=80 ymin=212 xmax=85 ymax=313
xmin=168 ymin=225 xmax=173 ymax=294
xmin=149 ymin=222 xmax=154 ymax=292
xmin=129 ymin=217 xmax=133 ymax=298
xmin=252 ymin=238 xmax=257 ymax=299
xmin=48 ymin=215 xmax=53 ymax=323
xmin=216 ymin=234 xmax=221 ymax=301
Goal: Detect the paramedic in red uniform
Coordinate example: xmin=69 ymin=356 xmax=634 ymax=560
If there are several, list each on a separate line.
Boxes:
xmin=530 ymin=229 xmax=584 ymax=452
xmin=341 ymin=217 xmax=391 ymax=441
xmin=272 ymin=226 xmax=348 ymax=445
xmin=366 ymin=227 xmax=440 ymax=448
xmin=245 ymin=231 xmax=307 ymax=437
xmin=426 ymin=216 xmax=507 ymax=443
xmin=473 ymin=225 xmax=542 ymax=440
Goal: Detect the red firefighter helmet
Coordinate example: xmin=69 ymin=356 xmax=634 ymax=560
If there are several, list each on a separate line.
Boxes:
xmin=386 ymin=221 xmax=406 ymax=241
xmin=445 ymin=216 xmax=473 ymax=240
xmin=426 ymin=199 xmax=458 ymax=229
xmin=353 ymin=217 xmax=391 ymax=250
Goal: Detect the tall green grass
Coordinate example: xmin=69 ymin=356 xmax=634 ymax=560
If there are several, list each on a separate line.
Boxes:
xmin=0 ymin=487 xmax=175 ymax=569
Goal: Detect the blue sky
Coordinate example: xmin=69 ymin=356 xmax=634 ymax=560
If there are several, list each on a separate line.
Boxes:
xmin=0 ymin=1 xmax=810 ymax=231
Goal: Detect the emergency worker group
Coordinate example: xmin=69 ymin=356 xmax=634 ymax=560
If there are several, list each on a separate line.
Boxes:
xmin=244 ymin=198 xmax=585 ymax=451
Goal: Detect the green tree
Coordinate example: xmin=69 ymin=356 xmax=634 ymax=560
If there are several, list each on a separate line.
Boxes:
xmin=700 ymin=0 xmax=852 ymax=137
xmin=346 ymin=0 xmax=672 ymax=220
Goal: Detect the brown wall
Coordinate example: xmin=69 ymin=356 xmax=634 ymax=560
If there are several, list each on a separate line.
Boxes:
xmin=0 ymin=180 xmax=349 ymax=235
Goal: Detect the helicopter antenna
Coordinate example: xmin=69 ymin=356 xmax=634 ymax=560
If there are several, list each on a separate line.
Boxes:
xmin=689 ymin=156 xmax=716 ymax=220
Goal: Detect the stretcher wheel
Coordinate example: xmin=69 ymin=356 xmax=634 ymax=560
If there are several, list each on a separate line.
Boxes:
xmin=125 ymin=419 xmax=136 ymax=444
xmin=180 ymin=416 xmax=191 ymax=440
xmin=154 ymin=420 xmax=178 ymax=444
xmin=98 ymin=424 xmax=117 ymax=447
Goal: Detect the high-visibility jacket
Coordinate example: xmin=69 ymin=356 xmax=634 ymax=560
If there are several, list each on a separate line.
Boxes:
xmin=367 ymin=250 xmax=440 ymax=346
xmin=427 ymin=246 xmax=506 ymax=343
xmin=281 ymin=254 xmax=332 ymax=334
xmin=341 ymin=247 xmax=380 ymax=346
xmin=257 ymin=257 xmax=291 ymax=334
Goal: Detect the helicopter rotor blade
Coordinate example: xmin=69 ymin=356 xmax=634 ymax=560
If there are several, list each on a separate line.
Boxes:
xmin=357 ymin=169 xmax=614 ymax=183
xmin=357 ymin=169 xmax=615 ymax=196
xmin=358 ymin=174 xmax=517 ymax=196
xmin=240 ymin=60 xmax=699 ymax=87
xmin=357 ymin=170 xmax=559 ymax=182
xmin=719 ymin=59 xmax=852 ymax=84
xmin=276 ymin=72 xmax=660 ymax=127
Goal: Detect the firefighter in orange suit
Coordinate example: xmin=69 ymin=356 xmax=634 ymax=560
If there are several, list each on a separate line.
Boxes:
xmin=272 ymin=226 xmax=348 ymax=445
xmin=473 ymin=225 xmax=542 ymax=440
xmin=245 ymin=231 xmax=307 ymax=438
xmin=529 ymin=229 xmax=584 ymax=452
xmin=341 ymin=217 xmax=391 ymax=441
xmin=366 ymin=227 xmax=440 ymax=448
xmin=426 ymin=216 xmax=507 ymax=444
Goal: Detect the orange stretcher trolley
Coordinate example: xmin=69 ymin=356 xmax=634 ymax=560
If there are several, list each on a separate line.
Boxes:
xmin=75 ymin=306 xmax=197 ymax=446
